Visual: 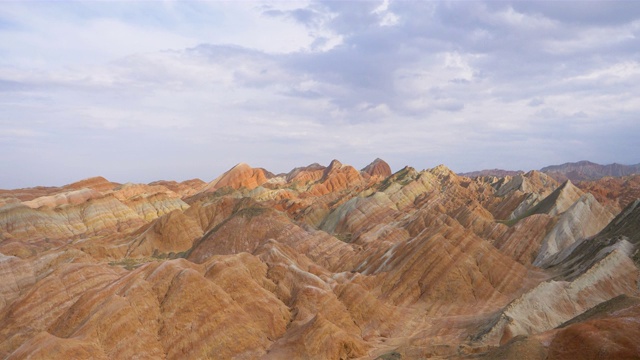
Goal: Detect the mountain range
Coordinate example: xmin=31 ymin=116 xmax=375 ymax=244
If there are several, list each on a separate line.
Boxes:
xmin=461 ymin=160 xmax=640 ymax=182
xmin=541 ymin=160 xmax=640 ymax=182
xmin=1 ymin=158 xmax=639 ymax=359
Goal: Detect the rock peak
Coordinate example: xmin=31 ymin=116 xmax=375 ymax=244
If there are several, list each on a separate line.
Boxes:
xmin=361 ymin=158 xmax=391 ymax=178
xmin=231 ymin=162 xmax=252 ymax=170
xmin=429 ymin=164 xmax=456 ymax=177
xmin=65 ymin=176 xmax=117 ymax=192
xmin=327 ymin=159 xmax=343 ymax=169
xmin=203 ymin=163 xmax=267 ymax=191
xmin=530 ymin=178 xmax=583 ymax=217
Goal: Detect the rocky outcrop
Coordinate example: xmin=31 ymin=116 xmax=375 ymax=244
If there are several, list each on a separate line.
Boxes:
xmin=202 ymin=163 xmax=268 ymax=191
xmin=308 ymin=160 xmax=364 ymax=196
xmin=481 ymin=295 xmax=640 ymax=360
xmin=127 ymin=210 xmax=203 ymax=257
xmin=22 ymin=188 xmax=103 ymax=209
xmin=361 ymin=158 xmax=392 ymax=178
xmin=0 ymin=196 xmax=144 ymax=242
xmin=493 ymin=214 xmax=554 ymax=265
xmin=528 ymin=180 xmax=584 ymax=217
xmin=148 ymin=179 xmax=206 ymax=198
xmin=547 ymin=295 xmax=640 ymax=359
xmin=534 ymin=194 xmax=614 ymax=267
xmin=482 ymin=170 xmax=558 ymax=221
xmin=285 ymin=163 xmax=326 ymax=184
xmin=477 ymin=249 xmax=639 ymax=345
xmin=0 ymin=180 xmax=190 ymax=247
xmin=576 ymin=174 xmax=640 ymax=213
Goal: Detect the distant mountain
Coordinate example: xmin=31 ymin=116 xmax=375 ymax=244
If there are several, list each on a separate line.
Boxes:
xmin=459 ymin=169 xmax=524 ymax=178
xmin=541 ymin=160 xmax=640 ymax=182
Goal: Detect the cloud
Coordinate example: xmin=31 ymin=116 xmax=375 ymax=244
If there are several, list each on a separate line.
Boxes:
xmin=0 ymin=1 xmax=639 ymax=188
xmin=528 ymin=98 xmax=544 ymax=107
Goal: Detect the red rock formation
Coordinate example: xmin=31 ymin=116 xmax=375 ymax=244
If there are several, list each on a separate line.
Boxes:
xmin=202 ymin=163 xmax=268 ymax=191
xmin=361 ymin=158 xmax=392 ymax=178
xmin=285 ymin=163 xmax=326 ymax=184
xmin=22 ymin=188 xmax=103 ymax=209
xmin=576 ymin=174 xmax=640 ymax=213
xmin=127 ymin=209 xmax=204 ymax=257
xmin=547 ymin=296 xmax=640 ymax=359
xmin=2 ymin=159 xmax=640 ymax=359
xmin=65 ymin=176 xmax=118 ymax=192
xmin=149 ymin=179 xmax=207 ymax=198
xmin=307 ymin=160 xmax=364 ymax=196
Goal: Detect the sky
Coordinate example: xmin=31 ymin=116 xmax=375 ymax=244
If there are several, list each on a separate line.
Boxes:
xmin=1 ymin=1 xmax=639 ymax=188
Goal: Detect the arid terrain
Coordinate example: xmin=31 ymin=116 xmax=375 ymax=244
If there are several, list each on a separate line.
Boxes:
xmin=1 ymin=159 xmax=639 ymax=359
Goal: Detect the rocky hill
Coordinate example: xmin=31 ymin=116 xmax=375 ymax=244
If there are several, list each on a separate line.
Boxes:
xmin=541 ymin=160 xmax=640 ymax=182
xmin=0 ymin=158 xmax=639 ymax=359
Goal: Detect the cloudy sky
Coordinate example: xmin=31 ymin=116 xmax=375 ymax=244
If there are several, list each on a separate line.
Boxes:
xmin=1 ymin=1 xmax=639 ymax=188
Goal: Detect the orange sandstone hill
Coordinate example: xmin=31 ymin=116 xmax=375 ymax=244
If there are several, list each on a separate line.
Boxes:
xmin=1 ymin=158 xmax=639 ymax=359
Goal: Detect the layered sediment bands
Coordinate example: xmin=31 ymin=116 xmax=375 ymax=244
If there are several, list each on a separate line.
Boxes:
xmin=481 ymin=296 xmax=640 ymax=360
xmin=0 ymin=263 xmax=124 ymax=357
xmin=0 ymin=177 xmax=118 ymax=205
xmin=482 ymin=171 xmax=558 ymax=220
xmin=187 ymin=206 xmax=296 ymax=261
xmin=7 ymin=331 xmax=109 ymax=360
xmin=65 ymin=176 xmax=119 ymax=192
xmin=0 ymin=187 xmax=61 ymax=203
xmin=0 ymin=255 xmax=35 ymax=310
xmin=528 ymin=180 xmax=584 ymax=217
xmin=595 ymin=198 xmax=640 ymax=244
xmin=534 ymin=194 xmax=614 ymax=267
xmin=22 ymin=188 xmax=103 ymax=209
xmin=547 ymin=296 xmax=640 ymax=359
xmin=127 ymin=209 xmax=203 ymax=257
xmin=320 ymin=191 xmax=398 ymax=236
xmin=285 ymin=163 xmax=326 ymax=184
xmin=148 ymin=179 xmax=207 ymax=198
xmin=147 ymin=260 xmax=276 ymax=359
xmin=120 ymin=192 xmax=188 ymax=221
xmin=373 ymin=214 xmax=530 ymax=309
xmin=264 ymin=313 xmax=368 ymax=360
xmin=308 ymin=160 xmax=365 ymax=196
xmin=576 ymin=174 xmax=640 ymax=213
xmin=478 ymin=246 xmax=640 ymax=345
xmin=203 ymin=162 xmax=268 ymax=191
xmin=183 ymin=195 xmax=238 ymax=233
xmin=361 ymin=158 xmax=392 ymax=179
xmin=0 ymin=195 xmax=145 ymax=242
xmin=493 ymin=214 xmax=555 ymax=265
xmin=188 ymin=204 xmax=359 ymax=273
xmin=203 ymin=253 xmax=291 ymax=339
xmin=109 ymin=183 xmax=190 ymax=221
xmin=2 ymin=159 xmax=640 ymax=359
xmin=3 ymin=258 xmax=290 ymax=359
xmin=0 ymin=185 xmax=188 ymax=247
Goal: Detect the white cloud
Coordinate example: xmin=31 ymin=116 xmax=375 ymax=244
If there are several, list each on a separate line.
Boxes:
xmin=494 ymin=6 xmax=557 ymax=30
xmin=543 ymin=20 xmax=639 ymax=55
xmin=372 ymin=0 xmax=400 ymax=27
xmin=1 ymin=1 xmax=639 ymax=188
xmin=443 ymin=52 xmax=476 ymax=82
xmin=568 ymin=61 xmax=640 ymax=83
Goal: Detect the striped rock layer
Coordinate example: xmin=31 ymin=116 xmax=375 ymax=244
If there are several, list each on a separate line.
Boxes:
xmin=1 ymin=158 xmax=639 ymax=359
